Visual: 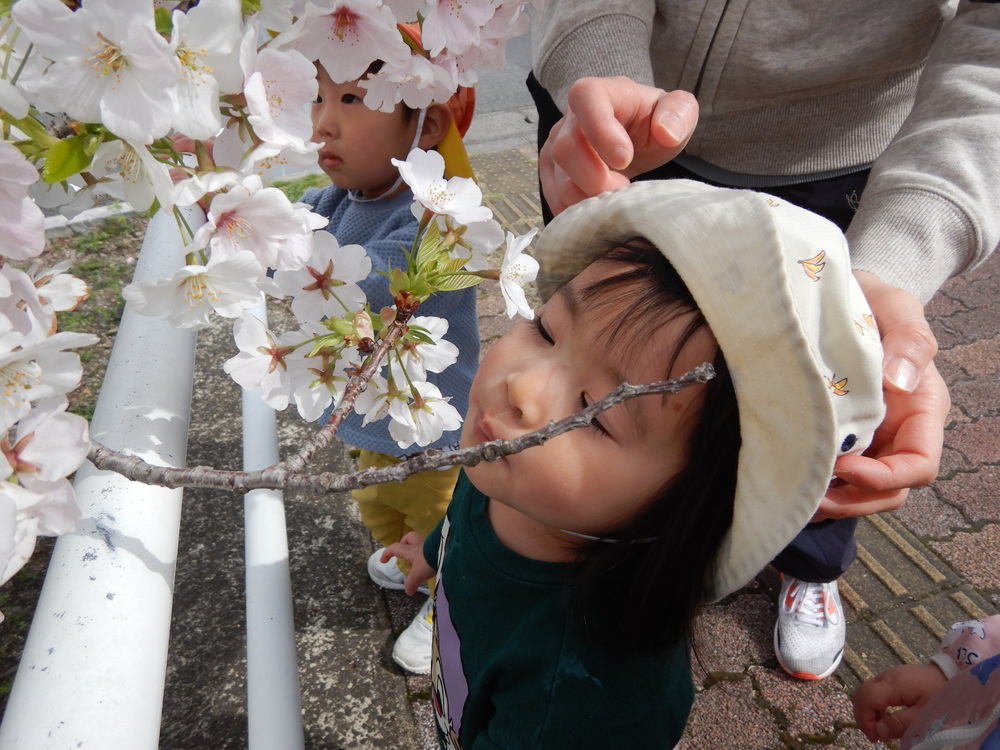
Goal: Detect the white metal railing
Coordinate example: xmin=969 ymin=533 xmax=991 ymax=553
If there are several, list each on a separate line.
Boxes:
xmin=0 ymin=209 xmax=304 ymax=749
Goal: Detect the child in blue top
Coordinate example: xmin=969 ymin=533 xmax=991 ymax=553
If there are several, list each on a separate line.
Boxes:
xmin=386 ymin=180 xmax=887 ymax=748
xmin=300 ymin=59 xmax=479 ymax=675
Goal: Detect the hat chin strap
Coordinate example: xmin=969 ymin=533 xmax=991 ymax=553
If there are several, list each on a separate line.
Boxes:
xmin=348 ymin=108 xmax=427 ymax=204
xmin=559 ymin=528 xmax=656 ymax=544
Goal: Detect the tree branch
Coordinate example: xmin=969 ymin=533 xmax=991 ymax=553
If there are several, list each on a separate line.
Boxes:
xmin=86 ymin=363 xmax=715 ymax=494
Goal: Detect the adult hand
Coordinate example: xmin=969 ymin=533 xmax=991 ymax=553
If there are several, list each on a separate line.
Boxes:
xmin=539 ymin=77 xmax=699 ymax=216
xmin=816 ymin=273 xmax=949 ymax=520
xmin=853 ymin=663 xmax=947 ymax=742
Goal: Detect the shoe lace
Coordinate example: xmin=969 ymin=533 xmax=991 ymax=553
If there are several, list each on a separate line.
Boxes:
xmin=791 ymin=582 xmax=829 ymax=627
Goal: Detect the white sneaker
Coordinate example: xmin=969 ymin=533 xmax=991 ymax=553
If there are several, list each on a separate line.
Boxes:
xmin=773 ymin=574 xmax=845 ymax=680
xmin=392 ymin=597 xmax=433 ymax=675
xmin=368 ymin=548 xmax=430 ymax=596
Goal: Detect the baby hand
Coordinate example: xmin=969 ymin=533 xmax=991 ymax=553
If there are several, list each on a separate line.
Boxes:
xmin=383 ymin=532 xmax=434 ymax=596
xmin=852 ymin=663 xmax=947 ymax=742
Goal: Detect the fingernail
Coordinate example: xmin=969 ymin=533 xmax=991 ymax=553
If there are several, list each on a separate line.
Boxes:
xmin=610 ymin=144 xmax=631 ymax=170
xmin=876 ymin=720 xmax=891 ymax=740
xmin=657 ymin=113 xmax=686 ymax=143
xmin=884 ymin=356 xmax=919 ymax=393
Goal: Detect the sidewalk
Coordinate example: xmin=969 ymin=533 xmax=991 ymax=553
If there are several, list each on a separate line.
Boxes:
xmin=159 ymin=141 xmax=998 ymax=749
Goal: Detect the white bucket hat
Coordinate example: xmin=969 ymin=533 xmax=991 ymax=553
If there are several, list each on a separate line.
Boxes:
xmin=532 ymin=180 xmax=885 ymax=600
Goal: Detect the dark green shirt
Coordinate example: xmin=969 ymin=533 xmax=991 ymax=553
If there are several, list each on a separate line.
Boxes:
xmin=424 ymin=472 xmax=694 ymax=749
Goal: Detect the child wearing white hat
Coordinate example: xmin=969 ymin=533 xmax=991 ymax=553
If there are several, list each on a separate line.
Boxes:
xmin=386 ymin=180 xmax=885 ymax=749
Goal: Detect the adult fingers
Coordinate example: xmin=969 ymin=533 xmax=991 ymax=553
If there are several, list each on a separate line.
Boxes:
xmin=855 ymin=271 xmax=939 ymax=393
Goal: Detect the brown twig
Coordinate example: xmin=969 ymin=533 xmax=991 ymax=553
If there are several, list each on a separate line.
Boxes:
xmin=86 ymin=363 xmax=715 ymax=494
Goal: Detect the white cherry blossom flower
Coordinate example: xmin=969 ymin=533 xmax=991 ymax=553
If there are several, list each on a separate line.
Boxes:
xmin=499 ymin=228 xmax=538 ymax=319
xmin=13 ymin=0 xmax=182 ymax=144
xmin=89 ymin=139 xmax=177 ymax=213
xmin=390 ymin=315 xmax=458 ymax=382
xmin=29 ymin=259 xmax=89 ymax=313
xmin=392 ymin=148 xmax=492 ymax=224
xmin=354 ymin=371 xmax=393 ymax=426
xmin=272 ymin=231 xmax=371 ymax=323
xmin=388 ymin=381 xmax=462 ymax=449
xmin=277 ymin=0 xmax=411 ymax=84
xmin=244 ymin=47 xmax=319 ymax=153
xmin=0 ymin=482 xmax=46 ymax=588
xmin=0 ymin=329 xmax=98 ymax=426
xmin=223 ymin=312 xmax=298 ymax=410
xmin=361 ymin=54 xmax=456 ymax=113
xmin=0 ymin=141 xmax=46 ymax=261
xmin=420 ymin=0 xmax=497 ymax=57
xmin=122 ymin=251 xmax=264 ymax=329
xmin=448 ymin=2 xmax=529 ymax=76
xmin=447 ymin=216 xmax=504 ymax=272
xmin=0 ymin=266 xmax=53 ymax=337
xmin=284 ymin=323 xmax=352 ymax=421
xmin=191 ymin=175 xmax=328 ymax=271
xmin=169 ymin=0 xmax=244 ymax=140
xmin=4 ymin=397 xmax=90 ymax=487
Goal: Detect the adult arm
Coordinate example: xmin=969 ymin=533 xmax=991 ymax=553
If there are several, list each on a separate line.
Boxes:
xmin=846 ymin=2 xmax=1000 ymax=305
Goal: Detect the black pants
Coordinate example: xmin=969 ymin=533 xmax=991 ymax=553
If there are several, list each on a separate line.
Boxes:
xmin=528 ymin=72 xmax=869 ymax=582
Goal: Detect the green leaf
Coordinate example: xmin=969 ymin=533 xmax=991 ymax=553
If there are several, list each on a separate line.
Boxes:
xmin=433 ymin=274 xmax=483 ymax=293
xmin=414 ymin=220 xmax=444 ymax=268
xmin=41 ymin=136 xmax=90 ymax=183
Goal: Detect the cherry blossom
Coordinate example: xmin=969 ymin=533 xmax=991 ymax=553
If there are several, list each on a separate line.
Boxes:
xmin=0 ymin=399 xmax=86 ymax=592
xmin=244 ymin=47 xmax=319 ymax=154
xmin=29 ymin=259 xmax=90 ymax=314
xmin=0 ymin=266 xmax=53 ymax=337
xmin=390 ymin=315 xmax=458 ymax=382
xmin=278 ymin=0 xmax=411 ymax=84
xmin=89 ymin=139 xmax=177 ymax=213
xmin=284 ymin=323 xmax=352 ymax=421
xmin=446 ymin=216 xmax=505 ymax=272
xmin=4 ymin=397 xmax=89 ymax=488
xmin=0 ymin=328 xmax=98 ymax=427
xmin=122 ymin=251 xmax=264 ymax=329
xmin=387 ymin=381 xmax=462 ymax=449
xmin=272 ymin=231 xmax=371 ymax=323
xmin=361 ymin=54 xmax=456 ymax=113
xmin=392 ymin=148 xmax=492 ymax=225
xmin=223 ymin=312 xmax=298 ymax=410
xmin=498 ymin=228 xmax=539 ymax=319
xmin=420 ymin=0 xmax=497 ymax=57
xmin=190 ymin=175 xmax=328 ymax=272
xmin=169 ymin=0 xmax=244 ymax=140
xmin=12 ymin=0 xmax=181 ymax=144
xmin=0 ymin=141 xmax=46 ymax=261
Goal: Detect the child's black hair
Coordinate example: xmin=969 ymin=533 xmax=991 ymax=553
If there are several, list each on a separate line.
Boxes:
xmin=567 ymin=238 xmax=741 ymax=658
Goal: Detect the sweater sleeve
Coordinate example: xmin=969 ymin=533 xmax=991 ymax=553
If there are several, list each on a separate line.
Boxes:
xmin=931 ymin=615 xmax=1000 ymax=679
xmin=847 ymin=3 xmax=1000 ymax=303
xmin=531 ymin=0 xmax=657 ymax=111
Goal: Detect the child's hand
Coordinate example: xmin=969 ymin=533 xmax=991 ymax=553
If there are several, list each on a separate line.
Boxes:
xmin=383 ymin=532 xmax=434 ymax=596
xmin=852 ymin=663 xmax=948 ymax=742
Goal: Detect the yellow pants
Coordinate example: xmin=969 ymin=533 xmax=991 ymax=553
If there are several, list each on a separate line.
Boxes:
xmin=352 ymin=449 xmax=459 ymax=580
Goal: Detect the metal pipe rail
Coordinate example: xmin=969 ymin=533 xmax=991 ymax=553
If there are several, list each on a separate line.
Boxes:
xmin=0 ymin=209 xmax=305 ymax=749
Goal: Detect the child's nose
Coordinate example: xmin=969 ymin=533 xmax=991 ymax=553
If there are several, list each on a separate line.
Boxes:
xmin=505 ymin=363 xmax=555 ymax=430
xmin=313 ymin=105 xmax=337 ymax=138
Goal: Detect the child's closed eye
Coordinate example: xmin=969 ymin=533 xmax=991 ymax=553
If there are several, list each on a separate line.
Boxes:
xmin=580 ymin=393 xmax=611 ymax=438
xmin=528 ymin=315 xmax=554 ymax=344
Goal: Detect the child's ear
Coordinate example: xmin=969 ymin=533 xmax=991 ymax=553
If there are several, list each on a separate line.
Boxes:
xmin=417 ymin=102 xmax=452 ymax=151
